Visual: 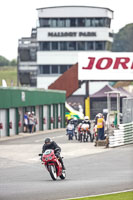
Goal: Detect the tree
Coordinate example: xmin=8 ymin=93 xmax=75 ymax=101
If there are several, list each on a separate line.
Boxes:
xmin=112 ymin=23 xmax=133 ymax=52
xmin=10 ymin=59 xmax=17 ymax=66
xmin=0 ymin=55 xmax=10 ymax=66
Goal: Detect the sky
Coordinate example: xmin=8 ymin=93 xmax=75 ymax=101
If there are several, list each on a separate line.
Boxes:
xmin=0 ymin=0 xmax=133 ymax=60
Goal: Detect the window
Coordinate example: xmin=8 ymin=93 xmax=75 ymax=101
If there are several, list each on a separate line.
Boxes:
xmin=91 ymin=18 xmax=95 ymax=27
xmin=68 ymin=42 xmax=76 ymax=50
xmin=77 ymin=18 xmax=85 ymax=27
xmin=39 ymin=17 xmax=110 ymax=28
xmin=78 ymin=41 xmax=85 ymax=50
xmin=40 ymin=42 xmax=50 ymax=51
xmin=95 ymin=18 xmax=105 ymax=27
xmin=86 ymin=18 xmax=91 ymax=27
xmin=66 ymin=19 xmax=70 ymax=27
xmin=95 ymin=41 xmax=105 ymax=50
xmin=99 ymin=18 xmax=105 ymax=27
xmin=60 ymin=65 xmax=68 ymax=74
xmin=86 ymin=42 xmax=94 ymax=50
xmin=60 ymin=42 xmax=67 ymax=50
xmin=39 ymin=18 xmax=50 ymax=27
xmin=70 ymin=18 xmax=77 ymax=27
xmin=30 ymin=48 xmax=37 ymax=61
xmin=42 ymin=65 xmax=50 ymax=74
xmin=105 ymin=18 xmax=111 ymax=28
xmin=58 ymin=18 xmax=66 ymax=27
xmin=51 ymin=65 xmax=58 ymax=74
xmin=52 ymin=42 xmax=58 ymax=50
xmin=51 ymin=18 xmax=58 ymax=27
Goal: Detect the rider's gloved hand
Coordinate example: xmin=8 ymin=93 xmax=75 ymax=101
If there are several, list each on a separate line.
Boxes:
xmin=55 ymin=152 xmax=60 ymax=157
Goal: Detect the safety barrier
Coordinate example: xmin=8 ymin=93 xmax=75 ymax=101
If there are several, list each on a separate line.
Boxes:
xmin=109 ymin=122 xmax=133 ymax=147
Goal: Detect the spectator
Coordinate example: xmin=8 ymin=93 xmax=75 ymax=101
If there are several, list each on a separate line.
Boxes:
xmin=23 ymin=111 xmax=28 ymax=133
xmin=28 ymin=112 xmax=34 ymax=133
xmin=97 ymin=113 xmax=105 ymax=140
xmin=31 ymin=111 xmax=37 ymax=133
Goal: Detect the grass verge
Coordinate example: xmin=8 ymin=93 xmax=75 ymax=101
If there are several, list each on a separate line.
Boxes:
xmin=69 ymin=191 xmax=133 ymax=200
xmin=0 ymin=66 xmax=17 ymax=86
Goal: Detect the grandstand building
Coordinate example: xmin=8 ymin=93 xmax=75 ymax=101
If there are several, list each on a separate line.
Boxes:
xmin=18 ymin=6 xmax=114 ymax=87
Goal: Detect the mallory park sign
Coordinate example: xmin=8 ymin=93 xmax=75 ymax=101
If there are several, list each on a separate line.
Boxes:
xmin=78 ymin=52 xmax=133 ymax=80
xmin=48 ymin=32 xmax=96 ymax=37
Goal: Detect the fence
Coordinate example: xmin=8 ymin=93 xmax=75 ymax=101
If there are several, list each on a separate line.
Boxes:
xmin=122 ymin=98 xmax=133 ymax=123
xmin=109 ymin=122 xmax=133 ymax=147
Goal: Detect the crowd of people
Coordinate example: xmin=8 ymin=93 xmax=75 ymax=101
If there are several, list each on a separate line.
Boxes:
xmin=23 ymin=111 xmax=37 ymax=133
xmin=66 ymin=113 xmax=106 ymax=145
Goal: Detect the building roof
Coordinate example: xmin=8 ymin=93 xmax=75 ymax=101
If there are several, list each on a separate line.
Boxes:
xmin=113 ymin=81 xmax=132 ymax=88
xmin=36 ymin=5 xmax=113 ymax=13
xmin=90 ymin=84 xmax=132 ymax=98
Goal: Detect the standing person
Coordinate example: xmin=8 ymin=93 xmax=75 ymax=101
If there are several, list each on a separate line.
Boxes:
xmin=93 ymin=113 xmax=100 ymax=144
xmin=23 ymin=111 xmax=28 ymax=133
xmin=97 ymin=113 xmax=105 ymax=140
xmin=31 ymin=111 xmax=37 ymax=133
xmin=28 ymin=112 xmax=34 ymax=133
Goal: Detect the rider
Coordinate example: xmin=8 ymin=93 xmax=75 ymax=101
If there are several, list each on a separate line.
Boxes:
xmin=82 ymin=116 xmax=91 ymax=127
xmin=42 ymin=138 xmax=66 ymax=170
xmin=82 ymin=116 xmax=91 ymax=138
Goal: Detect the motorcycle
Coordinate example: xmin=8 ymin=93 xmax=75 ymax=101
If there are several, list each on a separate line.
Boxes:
xmin=81 ymin=124 xmax=89 ymax=142
xmin=77 ymin=123 xmax=82 ymax=141
xmin=66 ymin=123 xmax=74 ymax=140
xmin=74 ymin=128 xmax=78 ymax=140
xmin=38 ymin=149 xmax=66 ymax=181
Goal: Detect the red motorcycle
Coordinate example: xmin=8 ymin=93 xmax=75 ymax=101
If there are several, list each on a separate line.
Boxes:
xmin=39 ymin=149 xmax=66 ymax=181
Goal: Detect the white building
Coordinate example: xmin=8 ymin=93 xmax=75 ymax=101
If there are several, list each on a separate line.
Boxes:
xmin=18 ymin=6 xmax=114 ymax=88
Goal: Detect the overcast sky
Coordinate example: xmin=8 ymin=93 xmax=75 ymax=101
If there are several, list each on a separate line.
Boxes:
xmin=0 ymin=0 xmax=133 ymax=60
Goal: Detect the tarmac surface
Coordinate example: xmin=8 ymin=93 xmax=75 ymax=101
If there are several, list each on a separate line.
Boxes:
xmin=0 ymin=129 xmax=133 ymax=200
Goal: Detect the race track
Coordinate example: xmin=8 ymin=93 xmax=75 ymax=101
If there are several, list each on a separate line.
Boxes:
xmin=0 ymin=130 xmax=133 ymax=200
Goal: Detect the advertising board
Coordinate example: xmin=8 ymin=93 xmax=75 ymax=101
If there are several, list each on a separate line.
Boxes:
xmin=78 ymin=52 xmax=133 ymax=80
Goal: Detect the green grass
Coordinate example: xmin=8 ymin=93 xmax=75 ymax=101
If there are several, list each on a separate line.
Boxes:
xmin=0 ymin=66 xmax=17 ymax=86
xmin=69 ymin=191 xmax=133 ymax=200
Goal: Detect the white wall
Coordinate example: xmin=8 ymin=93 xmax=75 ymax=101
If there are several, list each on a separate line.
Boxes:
xmin=37 ymin=6 xmax=113 ymax=18
xmin=35 ymin=106 xmax=40 ymax=131
xmin=37 ymin=51 xmax=78 ymax=65
xmin=0 ymin=109 xmax=7 ymax=137
xmin=18 ymin=107 xmax=24 ymax=133
xmin=58 ymin=104 xmax=61 ymax=128
xmin=43 ymin=105 xmax=48 ymax=130
xmin=37 ymin=27 xmax=113 ymax=42
xmin=37 ymin=75 xmax=60 ymax=89
xmin=51 ymin=105 xmax=53 ymax=130
xmin=9 ymin=109 xmax=16 ymax=136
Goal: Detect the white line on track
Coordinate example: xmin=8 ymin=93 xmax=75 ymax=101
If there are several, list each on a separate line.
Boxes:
xmin=59 ymin=189 xmax=133 ymax=200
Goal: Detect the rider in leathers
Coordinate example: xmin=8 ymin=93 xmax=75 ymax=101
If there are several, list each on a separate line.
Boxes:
xmin=42 ymin=138 xmax=66 ymax=170
xmin=82 ymin=116 xmax=91 ymax=140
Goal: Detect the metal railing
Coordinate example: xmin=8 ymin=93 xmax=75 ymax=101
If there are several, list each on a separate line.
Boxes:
xmin=109 ymin=122 xmax=133 ymax=147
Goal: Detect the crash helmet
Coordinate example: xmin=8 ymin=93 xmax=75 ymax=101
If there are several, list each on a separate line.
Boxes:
xmin=44 ymin=138 xmax=51 ymax=144
xmin=84 ymin=116 xmax=89 ymax=121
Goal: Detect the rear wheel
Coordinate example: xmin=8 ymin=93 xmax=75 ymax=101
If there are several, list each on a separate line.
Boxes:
xmin=48 ymin=165 xmax=57 ymax=181
xmin=60 ymin=170 xmax=66 ymax=179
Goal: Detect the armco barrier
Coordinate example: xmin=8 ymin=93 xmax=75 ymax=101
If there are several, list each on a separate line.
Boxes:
xmin=109 ymin=122 xmax=133 ymax=147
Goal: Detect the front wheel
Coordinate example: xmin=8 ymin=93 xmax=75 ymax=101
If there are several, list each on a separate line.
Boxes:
xmin=60 ymin=170 xmax=66 ymax=179
xmin=48 ymin=165 xmax=57 ymax=181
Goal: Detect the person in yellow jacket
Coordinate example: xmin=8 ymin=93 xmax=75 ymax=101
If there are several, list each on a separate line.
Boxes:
xmin=97 ymin=113 xmax=105 ymax=140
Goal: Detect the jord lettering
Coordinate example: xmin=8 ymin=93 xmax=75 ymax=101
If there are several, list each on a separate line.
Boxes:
xmin=82 ymin=57 xmax=133 ymax=70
